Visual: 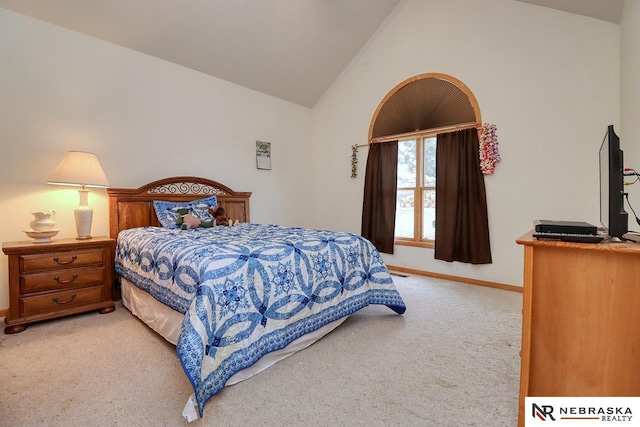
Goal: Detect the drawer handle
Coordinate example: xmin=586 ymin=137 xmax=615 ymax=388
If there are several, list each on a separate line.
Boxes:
xmin=54 ymin=274 xmax=78 ymax=284
xmin=53 ymin=294 xmax=77 ymax=305
xmin=53 ymin=255 xmax=77 ymax=265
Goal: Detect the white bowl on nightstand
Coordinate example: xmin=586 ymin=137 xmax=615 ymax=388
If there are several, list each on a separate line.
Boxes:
xmin=24 ymin=229 xmax=60 ymax=243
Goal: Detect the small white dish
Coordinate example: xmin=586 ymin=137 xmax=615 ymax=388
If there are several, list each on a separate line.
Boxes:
xmin=24 ymin=229 xmax=60 ymax=243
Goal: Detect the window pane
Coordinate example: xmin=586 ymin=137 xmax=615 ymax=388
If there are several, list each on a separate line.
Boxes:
xmin=395 ymin=189 xmax=414 ymax=238
xmin=424 ymin=137 xmax=436 ymax=186
xmin=422 ymin=189 xmax=436 ymax=240
xmin=397 ymin=140 xmax=416 ymax=187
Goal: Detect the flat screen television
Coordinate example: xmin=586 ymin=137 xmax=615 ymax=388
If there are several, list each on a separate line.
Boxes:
xmin=599 ymin=125 xmax=628 ymax=240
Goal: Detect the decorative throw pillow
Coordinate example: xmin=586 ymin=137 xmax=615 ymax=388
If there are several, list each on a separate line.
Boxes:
xmin=153 ymin=195 xmax=218 ymax=229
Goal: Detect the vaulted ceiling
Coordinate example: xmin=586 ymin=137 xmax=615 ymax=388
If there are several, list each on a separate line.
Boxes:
xmin=0 ymin=0 xmax=624 ymax=108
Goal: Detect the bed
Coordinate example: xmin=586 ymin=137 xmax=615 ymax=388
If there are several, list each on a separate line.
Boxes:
xmin=107 ymin=176 xmax=406 ymax=420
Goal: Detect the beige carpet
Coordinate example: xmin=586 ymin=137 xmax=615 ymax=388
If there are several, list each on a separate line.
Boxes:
xmin=0 ymin=274 xmax=522 ymax=426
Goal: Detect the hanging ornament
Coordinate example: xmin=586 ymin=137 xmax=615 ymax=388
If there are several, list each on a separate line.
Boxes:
xmin=479 ymin=123 xmax=501 ymax=175
xmin=351 ymin=145 xmax=359 ymax=178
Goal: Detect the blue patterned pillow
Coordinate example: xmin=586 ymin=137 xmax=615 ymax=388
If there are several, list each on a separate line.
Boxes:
xmin=153 ymin=195 xmax=218 ymax=229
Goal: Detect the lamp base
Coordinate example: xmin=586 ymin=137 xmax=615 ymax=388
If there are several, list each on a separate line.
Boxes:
xmin=75 ymin=189 xmax=94 ymax=240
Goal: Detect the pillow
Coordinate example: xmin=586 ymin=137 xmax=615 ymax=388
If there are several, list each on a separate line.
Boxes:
xmin=153 ymin=195 xmax=218 ymax=229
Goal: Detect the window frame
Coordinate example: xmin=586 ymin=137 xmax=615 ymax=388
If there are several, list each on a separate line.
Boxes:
xmin=368 ymin=73 xmax=482 ymax=250
xmin=395 ymin=134 xmax=437 ymax=249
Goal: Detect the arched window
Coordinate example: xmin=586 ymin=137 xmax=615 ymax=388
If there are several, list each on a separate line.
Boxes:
xmin=369 ymin=73 xmax=482 ymax=247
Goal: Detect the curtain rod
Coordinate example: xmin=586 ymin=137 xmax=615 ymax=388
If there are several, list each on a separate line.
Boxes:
xmin=366 ymin=123 xmax=482 ymax=145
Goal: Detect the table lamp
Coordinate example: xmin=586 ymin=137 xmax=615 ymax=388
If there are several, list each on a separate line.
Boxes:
xmin=48 ymin=151 xmax=109 ymax=240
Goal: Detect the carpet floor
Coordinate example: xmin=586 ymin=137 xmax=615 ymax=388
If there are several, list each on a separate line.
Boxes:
xmin=0 ymin=274 xmax=522 ymax=426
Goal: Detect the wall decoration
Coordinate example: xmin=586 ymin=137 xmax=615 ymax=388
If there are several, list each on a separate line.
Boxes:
xmin=479 ymin=123 xmax=501 ymax=175
xmin=256 ymin=141 xmax=272 ymax=170
xmin=351 ymin=145 xmax=359 ymax=178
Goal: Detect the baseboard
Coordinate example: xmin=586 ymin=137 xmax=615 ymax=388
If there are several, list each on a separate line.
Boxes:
xmin=386 ymin=264 xmax=523 ymax=293
xmin=0 ymin=307 xmax=7 ymax=318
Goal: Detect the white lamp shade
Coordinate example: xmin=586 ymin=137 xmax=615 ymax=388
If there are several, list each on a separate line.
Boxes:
xmin=48 ymin=151 xmax=109 ymax=188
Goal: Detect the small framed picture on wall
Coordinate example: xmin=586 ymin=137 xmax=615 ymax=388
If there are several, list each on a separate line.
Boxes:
xmin=256 ymin=141 xmax=272 ymax=170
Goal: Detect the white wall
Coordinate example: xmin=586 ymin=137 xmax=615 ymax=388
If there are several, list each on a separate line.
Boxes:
xmin=621 ymin=0 xmax=640 ymax=233
xmin=0 ymin=8 xmax=312 ymax=309
xmin=309 ymin=0 xmax=620 ymax=287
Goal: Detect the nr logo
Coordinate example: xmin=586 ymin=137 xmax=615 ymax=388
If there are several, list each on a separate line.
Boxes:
xmin=533 ymin=403 xmax=556 ymax=421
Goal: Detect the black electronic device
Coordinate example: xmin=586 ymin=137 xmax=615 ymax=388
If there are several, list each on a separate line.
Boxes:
xmin=599 ymin=125 xmax=628 ymax=240
xmin=534 ymin=219 xmax=597 ymax=235
xmin=532 ymin=231 xmax=604 ymax=244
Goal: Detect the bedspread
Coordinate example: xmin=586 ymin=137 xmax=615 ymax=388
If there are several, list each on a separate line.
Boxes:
xmin=115 ymin=223 xmax=406 ymax=417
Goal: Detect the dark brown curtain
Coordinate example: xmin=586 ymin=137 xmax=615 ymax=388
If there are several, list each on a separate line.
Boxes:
xmin=361 ymin=141 xmax=398 ymax=254
xmin=434 ymin=128 xmax=492 ymax=264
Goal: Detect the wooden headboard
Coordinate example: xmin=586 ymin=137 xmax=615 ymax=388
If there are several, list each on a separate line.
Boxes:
xmin=107 ymin=176 xmax=251 ymax=240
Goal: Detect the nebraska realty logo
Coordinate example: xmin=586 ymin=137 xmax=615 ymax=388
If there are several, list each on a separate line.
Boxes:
xmin=525 ymin=397 xmax=639 ymax=425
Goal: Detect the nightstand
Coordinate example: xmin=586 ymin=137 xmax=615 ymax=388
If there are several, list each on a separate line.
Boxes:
xmin=2 ymin=236 xmax=116 ymax=334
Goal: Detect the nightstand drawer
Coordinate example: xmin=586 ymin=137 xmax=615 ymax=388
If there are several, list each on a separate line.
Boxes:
xmin=3 ymin=236 xmax=115 ymax=334
xmin=20 ymin=249 xmax=105 ymax=273
xmin=21 ymin=267 xmax=106 ymax=294
xmin=20 ymin=285 xmax=106 ymax=317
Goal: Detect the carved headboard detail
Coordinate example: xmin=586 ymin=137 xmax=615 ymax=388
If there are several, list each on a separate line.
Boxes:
xmin=107 ymin=176 xmax=251 ymax=240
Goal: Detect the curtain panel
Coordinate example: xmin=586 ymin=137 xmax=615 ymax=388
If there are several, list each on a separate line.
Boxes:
xmin=434 ymin=128 xmax=492 ymax=264
xmin=361 ymin=141 xmax=398 ymax=254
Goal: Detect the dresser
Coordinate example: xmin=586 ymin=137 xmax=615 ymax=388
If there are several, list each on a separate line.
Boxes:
xmin=516 ymin=231 xmax=640 ymax=426
xmin=2 ymin=236 xmax=116 ymax=334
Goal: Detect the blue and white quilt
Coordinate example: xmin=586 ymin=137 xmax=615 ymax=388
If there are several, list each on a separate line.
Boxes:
xmin=115 ymin=223 xmax=406 ymax=417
